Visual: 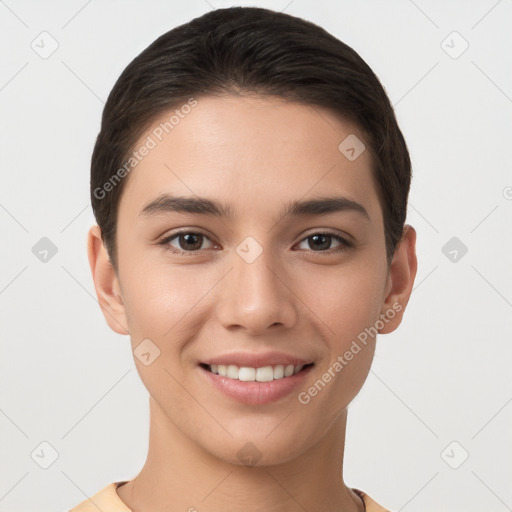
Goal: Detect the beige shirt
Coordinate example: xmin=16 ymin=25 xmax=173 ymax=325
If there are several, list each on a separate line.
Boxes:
xmin=69 ymin=481 xmax=392 ymax=511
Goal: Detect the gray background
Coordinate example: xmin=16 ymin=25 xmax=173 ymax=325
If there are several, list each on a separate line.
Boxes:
xmin=0 ymin=1 xmax=511 ymax=511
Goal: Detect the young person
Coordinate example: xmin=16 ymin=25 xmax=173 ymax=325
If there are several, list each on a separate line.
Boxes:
xmin=71 ymin=6 xmax=417 ymax=512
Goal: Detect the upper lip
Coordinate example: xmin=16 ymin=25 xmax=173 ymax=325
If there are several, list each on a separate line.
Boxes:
xmin=201 ymin=351 xmax=313 ymax=368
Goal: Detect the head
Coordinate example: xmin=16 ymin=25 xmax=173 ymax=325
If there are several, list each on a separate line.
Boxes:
xmin=88 ymin=7 xmax=417 ymax=466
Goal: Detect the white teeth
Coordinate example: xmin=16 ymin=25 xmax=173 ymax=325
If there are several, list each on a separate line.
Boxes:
xmin=273 ymin=365 xmax=284 ymax=379
xmin=256 ymin=366 xmax=274 ymax=382
xmin=227 ymin=364 xmax=239 ymax=379
xmin=239 ymin=367 xmax=256 ymax=381
xmin=207 ymin=363 xmax=308 ymax=381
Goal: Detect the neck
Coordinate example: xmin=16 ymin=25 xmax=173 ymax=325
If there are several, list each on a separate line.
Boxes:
xmin=117 ymin=397 xmax=364 ymax=512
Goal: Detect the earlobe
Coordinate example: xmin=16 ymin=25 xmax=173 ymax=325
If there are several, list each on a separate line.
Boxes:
xmin=378 ymin=224 xmax=418 ymax=334
xmin=87 ymin=225 xmax=130 ymax=335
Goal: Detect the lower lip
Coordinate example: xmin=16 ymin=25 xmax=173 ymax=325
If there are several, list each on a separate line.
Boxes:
xmin=199 ymin=365 xmax=314 ymax=405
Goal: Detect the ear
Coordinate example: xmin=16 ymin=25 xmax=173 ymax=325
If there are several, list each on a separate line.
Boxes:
xmin=378 ymin=224 xmax=418 ymax=334
xmin=87 ymin=224 xmax=130 ymax=335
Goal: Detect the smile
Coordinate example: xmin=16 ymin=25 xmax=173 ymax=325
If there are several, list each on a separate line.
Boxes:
xmin=199 ymin=361 xmax=315 ymax=405
xmin=203 ymin=363 xmax=313 ymax=382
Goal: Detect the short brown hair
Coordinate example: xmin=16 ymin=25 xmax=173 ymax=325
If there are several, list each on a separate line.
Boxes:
xmin=91 ymin=6 xmax=412 ymax=271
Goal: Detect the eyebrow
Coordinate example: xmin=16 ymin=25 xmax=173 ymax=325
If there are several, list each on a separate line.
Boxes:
xmin=140 ymin=194 xmax=370 ymax=223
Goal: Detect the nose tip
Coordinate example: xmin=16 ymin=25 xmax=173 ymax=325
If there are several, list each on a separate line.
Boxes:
xmin=216 ymin=246 xmax=298 ymax=334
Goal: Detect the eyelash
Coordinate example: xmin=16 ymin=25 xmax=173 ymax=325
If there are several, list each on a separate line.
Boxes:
xmin=157 ymin=229 xmax=353 ymax=255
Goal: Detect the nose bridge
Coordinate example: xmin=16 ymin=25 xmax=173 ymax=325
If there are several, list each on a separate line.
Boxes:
xmin=216 ymin=235 xmax=297 ymax=332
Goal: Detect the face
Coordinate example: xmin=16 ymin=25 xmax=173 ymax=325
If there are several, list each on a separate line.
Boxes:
xmin=101 ymin=94 xmax=401 ymax=465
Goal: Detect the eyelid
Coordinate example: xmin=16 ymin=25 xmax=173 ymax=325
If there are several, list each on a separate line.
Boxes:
xmin=299 ymin=227 xmax=353 ymax=243
xmin=295 ymin=230 xmax=352 ymax=253
xmin=158 ymin=229 xmax=216 ymax=252
xmin=158 ymin=228 xmax=353 ymax=254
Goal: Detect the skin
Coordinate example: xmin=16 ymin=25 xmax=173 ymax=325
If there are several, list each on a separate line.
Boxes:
xmin=88 ymin=94 xmax=417 ymax=512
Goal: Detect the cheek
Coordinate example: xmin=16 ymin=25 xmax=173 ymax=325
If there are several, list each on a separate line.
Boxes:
xmin=302 ymin=260 xmax=385 ymax=341
xmin=119 ymin=262 xmax=211 ymax=398
xmin=120 ymin=251 xmax=386 ymax=344
xmin=300 ymin=263 xmax=383 ymax=395
xmin=120 ymin=255 xmax=208 ymax=336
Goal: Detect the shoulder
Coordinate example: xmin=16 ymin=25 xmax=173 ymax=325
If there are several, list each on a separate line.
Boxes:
xmin=352 ymin=487 xmax=393 ymax=512
xmin=68 ymin=481 xmax=131 ymax=512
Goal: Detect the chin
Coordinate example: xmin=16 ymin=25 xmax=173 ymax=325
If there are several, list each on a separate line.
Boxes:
xmin=201 ymin=429 xmax=312 ymax=468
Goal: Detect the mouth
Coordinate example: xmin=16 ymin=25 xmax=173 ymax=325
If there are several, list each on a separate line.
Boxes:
xmin=199 ymin=362 xmax=314 ymax=382
xmin=198 ymin=361 xmax=315 ymax=405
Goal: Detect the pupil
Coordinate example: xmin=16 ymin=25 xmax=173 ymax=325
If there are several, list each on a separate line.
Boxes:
xmin=310 ymin=234 xmax=330 ymax=251
xmin=181 ymin=233 xmax=202 ymax=250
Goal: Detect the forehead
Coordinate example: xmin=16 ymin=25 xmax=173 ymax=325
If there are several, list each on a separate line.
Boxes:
xmin=118 ymin=94 xmax=381 ymax=223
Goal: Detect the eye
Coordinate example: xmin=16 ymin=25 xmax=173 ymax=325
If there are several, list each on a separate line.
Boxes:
xmin=297 ymin=232 xmax=351 ymax=252
xmin=158 ymin=230 xmax=352 ymax=255
xmin=160 ymin=231 xmax=215 ymax=253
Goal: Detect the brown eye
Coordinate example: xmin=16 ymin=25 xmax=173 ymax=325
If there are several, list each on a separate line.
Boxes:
xmin=297 ymin=233 xmax=350 ymax=252
xmin=162 ymin=232 xmax=214 ymax=252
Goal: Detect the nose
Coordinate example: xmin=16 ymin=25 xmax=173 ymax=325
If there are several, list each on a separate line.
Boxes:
xmin=216 ymin=244 xmax=298 ymax=335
